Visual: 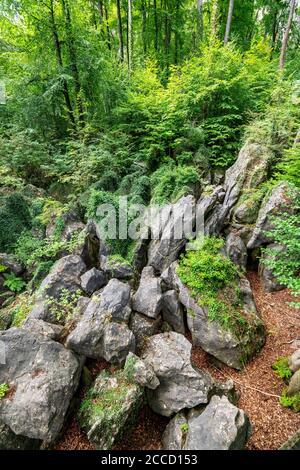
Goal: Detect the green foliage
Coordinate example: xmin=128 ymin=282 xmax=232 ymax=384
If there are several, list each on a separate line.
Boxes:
xmin=177 ymin=237 xmax=246 ymax=334
xmin=3 ymin=273 xmax=26 ymax=293
xmin=180 ymin=423 xmax=189 ymax=434
xmin=262 ymin=191 xmax=300 ymax=308
xmin=275 ymin=144 xmax=300 ymax=188
xmin=0 ymin=193 xmax=32 ymax=252
xmin=272 ymin=357 xmax=293 ymax=380
xmin=0 ymin=383 xmax=9 ymax=399
xmin=0 ymin=265 xmax=7 ymax=273
xmin=280 ymin=390 xmax=300 ymax=413
xmin=45 ymin=289 xmax=81 ymax=323
xmin=11 ymin=293 xmax=34 ymax=327
xmin=150 ymin=165 xmax=200 ymax=204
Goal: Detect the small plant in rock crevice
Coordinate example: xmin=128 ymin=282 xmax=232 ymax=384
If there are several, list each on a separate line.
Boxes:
xmin=45 ymin=288 xmax=82 ymax=323
xmin=0 ymin=383 xmax=9 ymax=399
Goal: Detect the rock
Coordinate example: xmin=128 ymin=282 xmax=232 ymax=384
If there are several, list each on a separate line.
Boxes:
xmin=80 ymin=268 xmax=107 ymax=295
xmin=129 ymin=312 xmax=162 ymax=352
xmin=101 ymin=322 xmax=135 ymax=364
xmin=161 ymin=290 xmax=185 ymax=334
xmin=287 ymin=369 xmax=300 ymax=397
xmin=248 ymin=182 xmax=298 ymax=249
xmin=196 ymin=186 xmax=226 ymax=221
xmin=22 ymin=318 xmax=63 ymax=340
xmin=162 ymin=412 xmax=187 ymax=451
xmin=132 ymin=238 xmax=149 ymax=274
xmin=225 ymin=232 xmax=247 ymax=269
xmin=212 ymin=379 xmax=240 ymax=405
xmin=132 ymin=267 xmax=162 ymax=319
xmin=147 ymin=195 xmax=196 ymax=273
xmin=0 ymin=253 xmax=24 ymax=276
xmin=95 ymin=278 xmax=132 ymax=322
xmin=0 ymin=328 xmax=82 ymax=443
xmin=100 ymin=256 xmax=134 ymax=280
xmin=66 ymin=280 xmax=132 ymax=361
xmin=204 ymin=204 xmax=229 ymax=236
xmin=142 ymin=332 xmax=212 ymax=416
xmin=232 ymin=191 xmax=264 ymax=225
xmin=0 ymin=421 xmax=41 ymax=450
xmin=162 ymin=263 xmax=264 ymax=369
xmin=124 ymin=353 xmax=160 ymax=390
xmin=185 ymin=396 xmax=251 ymax=450
xmin=224 ymin=142 xmax=273 ymax=210
xmin=39 ymin=255 xmax=86 ymax=299
xmin=289 ymin=350 xmax=300 ymax=374
xmin=258 ymin=244 xmax=285 ymax=292
xmin=78 ymin=370 xmax=143 ymax=450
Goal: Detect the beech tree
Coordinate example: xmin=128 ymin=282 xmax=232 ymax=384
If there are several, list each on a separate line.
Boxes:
xmin=279 ymin=0 xmax=297 ymax=70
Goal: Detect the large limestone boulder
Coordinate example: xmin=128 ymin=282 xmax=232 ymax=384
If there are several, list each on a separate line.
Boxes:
xmin=223 ymin=142 xmax=273 ymax=211
xmin=248 ymin=182 xmax=298 ymax=249
xmin=289 ymin=350 xmax=300 ymax=374
xmin=162 ymin=395 xmax=251 ymax=450
xmin=132 ymin=267 xmax=162 ymax=319
xmin=100 ymin=256 xmax=134 ymax=280
xmin=129 ymin=312 xmax=162 ymax=352
xmin=80 ymin=268 xmax=107 ymax=295
xmin=141 ymin=332 xmax=212 ymax=416
xmin=0 ymin=253 xmax=24 ymax=276
xmin=162 ymin=290 xmax=185 ymax=334
xmin=258 ymin=244 xmax=285 ymax=292
xmin=225 ymin=232 xmax=247 ymax=269
xmin=147 ymin=195 xmax=196 ymax=273
xmin=124 ymin=353 xmax=160 ymax=390
xmin=287 ymin=369 xmax=300 ymax=397
xmin=66 ymin=279 xmax=134 ymax=363
xmin=78 ymin=369 xmax=143 ymax=450
xmin=161 ymin=263 xmax=265 ymax=370
xmin=0 ymin=422 xmax=41 ymax=450
xmin=0 ymin=328 xmax=82 ymax=444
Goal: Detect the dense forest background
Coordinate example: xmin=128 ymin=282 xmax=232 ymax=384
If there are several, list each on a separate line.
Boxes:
xmin=0 ymin=0 xmax=299 ymax=270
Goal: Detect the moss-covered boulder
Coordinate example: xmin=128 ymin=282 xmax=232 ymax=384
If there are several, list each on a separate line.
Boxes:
xmin=78 ymin=369 xmax=144 ymax=449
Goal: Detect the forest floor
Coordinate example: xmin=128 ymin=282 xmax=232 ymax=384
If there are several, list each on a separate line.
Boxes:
xmin=56 ymin=271 xmax=300 ymax=451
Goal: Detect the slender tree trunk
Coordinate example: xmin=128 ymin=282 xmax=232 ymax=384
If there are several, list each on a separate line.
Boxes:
xmin=211 ymin=0 xmax=218 ymax=38
xmin=141 ymin=0 xmax=147 ymax=55
xmin=96 ymin=0 xmax=106 ymax=41
xmin=104 ymin=2 xmax=112 ymax=50
xmin=197 ymin=0 xmax=203 ymax=40
xmin=127 ymin=0 xmax=133 ymax=71
xmin=49 ymin=0 xmax=75 ymax=127
xmin=61 ymin=0 xmax=85 ymax=125
xmin=164 ymin=0 xmax=170 ymax=69
xmin=174 ymin=0 xmax=180 ymax=64
xmin=224 ymin=0 xmax=234 ymax=44
xmin=279 ymin=0 xmax=297 ymax=70
xmin=116 ymin=0 xmax=124 ymax=61
xmin=153 ymin=0 xmax=159 ymax=51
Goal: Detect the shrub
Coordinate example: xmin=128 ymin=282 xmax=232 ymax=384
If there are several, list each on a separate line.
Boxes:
xmin=280 ymin=390 xmax=300 ymax=413
xmin=0 ymin=193 xmax=32 ymax=252
xmin=272 ymin=357 xmax=293 ymax=380
xmin=150 ymin=165 xmax=200 ymax=204
xmin=0 ymin=383 xmax=9 ymax=399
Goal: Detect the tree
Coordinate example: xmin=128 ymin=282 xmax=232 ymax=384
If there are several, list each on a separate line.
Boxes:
xmin=128 ymin=0 xmax=133 ymax=71
xmin=224 ymin=0 xmax=235 ymax=44
xmin=279 ymin=0 xmax=297 ymax=70
xmin=117 ymin=0 xmax=124 ymax=60
xmin=197 ymin=0 xmax=203 ymax=40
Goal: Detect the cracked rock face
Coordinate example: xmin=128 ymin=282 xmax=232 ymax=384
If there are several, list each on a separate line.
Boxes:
xmin=132 ymin=267 xmax=162 ymax=319
xmin=0 ymin=328 xmax=82 ymax=444
xmin=163 ymin=395 xmax=251 ymax=450
xmin=141 ymin=332 xmax=213 ymax=416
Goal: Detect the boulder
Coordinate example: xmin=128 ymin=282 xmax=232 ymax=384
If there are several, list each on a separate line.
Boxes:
xmin=80 ymin=268 xmax=107 ymax=295
xmin=147 ymin=195 xmax=196 ymax=273
xmin=161 ymin=290 xmax=185 ymax=334
xmin=163 ymin=395 xmax=251 ymax=450
xmin=287 ymin=369 xmax=300 ymax=397
xmin=101 ymin=322 xmax=135 ymax=364
xmin=223 ymin=142 xmax=272 ymax=211
xmin=141 ymin=332 xmax=212 ymax=416
xmin=124 ymin=353 xmax=160 ymax=390
xmin=66 ymin=280 xmax=132 ymax=361
xmin=22 ymin=318 xmax=63 ymax=341
xmin=248 ymin=182 xmax=298 ymax=249
xmin=225 ymin=232 xmax=247 ymax=269
xmin=161 ymin=263 xmax=264 ymax=370
xmin=129 ymin=312 xmax=162 ymax=352
xmin=100 ymin=256 xmax=134 ymax=280
xmin=289 ymin=350 xmax=300 ymax=374
xmin=0 ymin=253 xmax=24 ymax=276
xmin=132 ymin=267 xmax=162 ymax=319
xmin=0 ymin=421 xmax=41 ymax=450
xmin=258 ymin=244 xmax=285 ymax=292
xmin=78 ymin=370 xmax=143 ymax=450
xmin=0 ymin=328 xmax=82 ymax=443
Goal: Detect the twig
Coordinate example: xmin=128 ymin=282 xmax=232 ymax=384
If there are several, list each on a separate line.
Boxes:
xmin=213 ymin=366 xmax=281 ymax=399
xmin=282 ymin=338 xmax=300 ymax=345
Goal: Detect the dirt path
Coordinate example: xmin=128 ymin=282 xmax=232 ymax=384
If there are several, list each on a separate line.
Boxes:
xmin=57 ymin=272 xmax=300 ymax=450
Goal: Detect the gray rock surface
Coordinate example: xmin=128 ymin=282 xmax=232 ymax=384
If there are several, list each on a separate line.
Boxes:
xmin=79 ymin=370 xmax=143 ymax=450
xmin=142 ymin=332 xmax=212 ymax=416
xmin=258 ymin=244 xmax=285 ymax=292
xmin=147 ymin=195 xmax=196 ymax=273
xmin=22 ymin=318 xmax=63 ymax=340
xmin=162 ymin=290 xmax=185 ymax=334
xmin=129 ymin=312 xmax=162 ymax=351
xmin=124 ymin=353 xmax=160 ymax=389
xmin=289 ymin=349 xmax=300 ymax=374
xmin=101 ymin=322 xmax=135 ymax=364
xmin=0 ymin=253 xmax=24 ymax=276
xmin=0 ymin=421 xmax=41 ymax=450
xmin=287 ymin=369 xmax=300 ymax=397
xmin=100 ymin=256 xmax=134 ymax=280
xmin=161 ymin=412 xmax=187 ymax=450
xmin=225 ymin=232 xmax=247 ymax=269
xmin=80 ymin=268 xmax=107 ymax=295
xmin=132 ymin=267 xmax=162 ymax=319
xmin=0 ymin=328 xmax=82 ymax=443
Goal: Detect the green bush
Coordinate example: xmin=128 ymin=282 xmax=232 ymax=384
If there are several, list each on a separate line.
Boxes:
xmin=272 ymin=357 xmax=293 ymax=380
xmin=151 ymin=165 xmax=200 ymax=204
xmin=0 ymin=193 xmax=32 ymax=252
xmin=280 ymin=390 xmax=300 ymax=413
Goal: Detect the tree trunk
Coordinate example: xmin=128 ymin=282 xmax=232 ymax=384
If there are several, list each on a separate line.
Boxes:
xmin=224 ymin=0 xmax=234 ymax=44
xmin=49 ymin=0 xmax=75 ymax=127
xmin=153 ymin=0 xmax=159 ymax=51
xmin=128 ymin=0 xmax=133 ymax=71
xmin=141 ymin=0 xmax=147 ymax=55
xmin=197 ymin=0 xmax=203 ymax=40
xmin=116 ymin=0 xmax=124 ymax=61
xmin=279 ymin=0 xmax=297 ymax=70
xmin=211 ymin=0 xmax=218 ymax=38
xmin=104 ymin=2 xmax=111 ymax=50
